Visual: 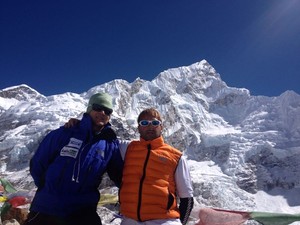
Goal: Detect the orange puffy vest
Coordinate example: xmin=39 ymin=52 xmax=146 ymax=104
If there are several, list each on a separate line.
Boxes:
xmin=120 ymin=136 xmax=182 ymax=221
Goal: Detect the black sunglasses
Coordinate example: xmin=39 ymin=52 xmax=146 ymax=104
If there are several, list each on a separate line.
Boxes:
xmin=92 ymin=104 xmax=113 ymax=115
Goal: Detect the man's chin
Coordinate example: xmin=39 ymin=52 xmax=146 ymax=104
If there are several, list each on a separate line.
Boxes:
xmin=96 ymin=122 xmax=105 ymax=126
xmin=94 ymin=122 xmax=106 ymax=129
xmin=143 ymin=134 xmax=158 ymax=141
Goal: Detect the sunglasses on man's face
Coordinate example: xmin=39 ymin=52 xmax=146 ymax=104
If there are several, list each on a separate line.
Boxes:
xmin=92 ymin=104 xmax=113 ymax=115
xmin=138 ymin=120 xmax=161 ymax=127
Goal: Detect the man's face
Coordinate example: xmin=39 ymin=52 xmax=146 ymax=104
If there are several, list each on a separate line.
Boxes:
xmin=89 ymin=107 xmax=111 ymax=132
xmin=138 ymin=114 xmax=162 ymax=141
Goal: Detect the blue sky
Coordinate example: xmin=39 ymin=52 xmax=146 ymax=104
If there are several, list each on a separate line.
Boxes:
xmin=1 ymin=0 xmax=300 ymax=97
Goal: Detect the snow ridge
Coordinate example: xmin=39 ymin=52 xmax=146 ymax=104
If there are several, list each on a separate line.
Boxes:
xmin=1 ymin=60 xmax=300 ymax=224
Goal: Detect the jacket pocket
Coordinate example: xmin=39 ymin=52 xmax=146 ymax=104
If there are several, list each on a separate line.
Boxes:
xmin=167 ymin=192 xmax=175 ymax=210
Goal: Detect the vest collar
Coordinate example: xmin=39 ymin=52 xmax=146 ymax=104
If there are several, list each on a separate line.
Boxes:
xmin=140 ymin=136 xmax=164 ymax=149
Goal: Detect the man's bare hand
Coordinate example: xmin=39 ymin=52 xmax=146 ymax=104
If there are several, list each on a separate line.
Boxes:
xmin=64 ymin=118 xmax=80 ymax=128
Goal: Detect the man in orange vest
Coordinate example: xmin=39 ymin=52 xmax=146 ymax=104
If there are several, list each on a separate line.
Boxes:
xmin=119 ymin=108 xmax=194 ymax=225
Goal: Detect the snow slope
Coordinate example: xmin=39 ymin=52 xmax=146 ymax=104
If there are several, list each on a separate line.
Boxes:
xmin=1 ymin=60 xmax=300 ymax=224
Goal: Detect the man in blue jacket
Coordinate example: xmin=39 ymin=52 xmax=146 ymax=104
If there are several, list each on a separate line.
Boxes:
xmin=23 ymin=93 xmax=123 ymax=225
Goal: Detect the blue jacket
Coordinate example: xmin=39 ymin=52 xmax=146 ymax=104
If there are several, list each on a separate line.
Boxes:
xmin=29 ymin=114 xmax=123 ymax=217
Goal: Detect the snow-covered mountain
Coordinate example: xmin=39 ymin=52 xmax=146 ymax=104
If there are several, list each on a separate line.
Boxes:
xmin=1 ymin=60 xmax=300 ymax=224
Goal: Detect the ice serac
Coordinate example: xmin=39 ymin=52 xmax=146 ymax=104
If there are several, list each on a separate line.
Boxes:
xmin=0 ymin=60 xmax=300 ymax=222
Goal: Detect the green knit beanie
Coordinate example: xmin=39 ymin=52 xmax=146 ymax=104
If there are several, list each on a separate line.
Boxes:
xmin=86 ymin=93 xmax=113 ymax=113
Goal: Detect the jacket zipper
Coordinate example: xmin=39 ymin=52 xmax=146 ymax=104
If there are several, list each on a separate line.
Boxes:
xmin=72 ymin=143 xmax=90 ymax=183
xmin=78 ymin=165 xmax=92 ymax=192
xmin=137 ymin=144 xmax=151 ymax=221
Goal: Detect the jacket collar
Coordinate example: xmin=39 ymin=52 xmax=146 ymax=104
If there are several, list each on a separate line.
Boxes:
xmin=80 ymin=113 xmax=111 ymax=137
